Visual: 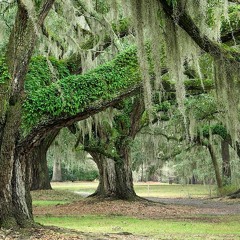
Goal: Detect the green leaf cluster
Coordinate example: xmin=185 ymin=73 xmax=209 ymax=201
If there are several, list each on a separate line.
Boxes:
xmin=221 ymin=4 xmax=240 ymax=36
xmin=25 ymin=56 xmax=70 ymax=92
xmin=201 ymin=124 xmax=228 ymax=139
xmin=23 ymin=46 xmax=140 ymax=129
xmin=166 ymin=0 xmax=177 ymax=7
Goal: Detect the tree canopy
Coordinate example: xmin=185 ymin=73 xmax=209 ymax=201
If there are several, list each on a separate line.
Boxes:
xmin=1 ymin=0 xmax=240 ymax=228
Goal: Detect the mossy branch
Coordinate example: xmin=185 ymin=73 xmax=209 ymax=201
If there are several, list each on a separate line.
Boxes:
xmin=159 ymin=0 xmax=240 ymax=63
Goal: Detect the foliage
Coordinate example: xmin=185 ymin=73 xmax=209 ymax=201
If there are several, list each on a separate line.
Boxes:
xmin=201 ymin=124 xmax=228 ymax=139
xmin=24 ymin=56 xmax=70 ymax=92
xmin=94 ymin=0 xmax=110 ymax=14
xmin=24 ymin=48 xmax=140 ymax=130
xmin=23 ymin=46 xmax=140 ymax=130
xmin=166 ymin=0 xmax=177 ymax=7
xmin=48 ymin=166 xmax=99 ymax=182
xmin=221 ymin=4 xmax=240 ymax=36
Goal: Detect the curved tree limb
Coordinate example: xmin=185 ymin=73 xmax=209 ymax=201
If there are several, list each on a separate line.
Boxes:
xmin=18 ymin=84 xmax=142 ymax=154
xmin=159 ymin=0 xmax=240 ymax=63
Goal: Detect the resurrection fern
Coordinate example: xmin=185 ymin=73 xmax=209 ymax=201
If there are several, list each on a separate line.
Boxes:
xmin=24 ymin=56 xmax=70 ymax=92
xmin=23 ymin=46 xmax=140 ymax=130
xmin=200 ymin=124 xmax=228 ymax=140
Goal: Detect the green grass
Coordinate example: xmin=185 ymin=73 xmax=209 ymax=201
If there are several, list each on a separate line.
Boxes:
xmin=35 ymin=215 xmax=240 ymax=238
xmin=33 ymin=183 xmax=240 ymax=239
xmin=134 ymin=184 xmax=216 ymax=198
xmin=51 ymin=182 xmax=216 ymax=198
xmin=31 ymin=189 xmax=82 ymax=201
xmin=32 ymin=200 xmax=70 ymax=206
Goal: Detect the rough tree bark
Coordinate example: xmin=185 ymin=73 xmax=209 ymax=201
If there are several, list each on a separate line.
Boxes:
xmin=89 ymin=149 xmax=136 ymax=200
xmin=0 ymin=1 xmax=55 ymax=228
xmin=30 ymin=130 xmax=59 ymax=190
xmin=84 ymin=96 xmax=144 ymax=200
xmin=89 ymin=153 xmax=117 ymax=197
xmin=114 ymin=145 xmax=137 ymax=200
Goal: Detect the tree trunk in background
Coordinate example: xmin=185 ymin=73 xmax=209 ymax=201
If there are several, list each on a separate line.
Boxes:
xmin=88 ymin=97 xmax=143 ymax=200
xmin=0 ymin=1 xmax=55 ymax=228
xmin=30 ymin=130 xmax=59 ymax=190
xmin=51 ymin=158 xmax=62 ymax=182
xmin=207 ymin=144 xmax=223 ymax=190
xmin=221 ymin=139 xmax=231 ymax=185
xmin=90 ymin=149 xmax=136 ymax=200
xmin=90 ymin=153 xmax=117 ymax=197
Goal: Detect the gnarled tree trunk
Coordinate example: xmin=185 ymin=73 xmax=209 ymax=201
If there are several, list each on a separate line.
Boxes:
xmin=89 ymin=150 xmax=136 ymax=200
xmin=115 ymin=146 xmax=136 ymax=200
xmin=30 ymin=130 xmax=59 ymax=190
xmin=0 ymin=1 xmax=55 ymax=228
xmin=90 ymin=153 xmax=117 ymax=197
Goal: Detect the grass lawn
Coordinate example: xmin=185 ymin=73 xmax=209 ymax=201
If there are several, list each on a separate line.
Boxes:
xmin=32 ymin=200 xmax=71 ymax=206
xmin=32 ymin=182 xmax=239 ymax=239
xmin=35 ymin=215 xmax=240 ymax=239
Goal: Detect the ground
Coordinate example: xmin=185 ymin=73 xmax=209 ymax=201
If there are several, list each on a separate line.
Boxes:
xmin=1 ymin=182 xmax=240 ymax=239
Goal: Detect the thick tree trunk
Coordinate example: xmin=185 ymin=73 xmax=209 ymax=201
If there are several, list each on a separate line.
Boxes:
xmin=0 ymin=1 xmax=55 ymax=228
xmin=51 ymin=158 xmax=62 ymax=182
xmin=0 ymin=104 xmax=32 ymax=227
xmin=115 ymin=146 xmax=136 ymax=200
xmin=30 ymin=146 xmax=52 ymax=190
xmin=11 ymin=151 xmax=33 ymax=227
xmin=221 ymin=139 xmax=231 ymax=185
xmin=30 ymin=130 xmax=59 ymax=190
xmin=89 ymin=148 xmax=136 ymax=200
xmin=90 ymin=153 xmax=117 ymax=197
xmin=207 ymin=144 xmax=223 ymax=190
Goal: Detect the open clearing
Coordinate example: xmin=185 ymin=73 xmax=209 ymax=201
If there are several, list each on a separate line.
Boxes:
xmin=2 ymin=182 xmax=240 ymax=239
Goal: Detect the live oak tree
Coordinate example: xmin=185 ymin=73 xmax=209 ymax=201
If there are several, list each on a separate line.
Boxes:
xmin=74 ymin=96 xmax=145 ymax=200
xmin=27 ymin=14 xmax=132 ymax=190
xmin=0 ymin=0 xmax=138 ymax=227
xmin=2 ymin=0 xmax=240 ymax=229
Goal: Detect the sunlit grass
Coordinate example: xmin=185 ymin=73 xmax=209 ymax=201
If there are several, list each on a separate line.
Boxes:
xmin=134 ymin=183 xmax=216 ymax=198
xmin=35 ymin=215 xmax=240 ymax=238
xmin=33 ymin=183 xmax=239 ymax=239
xmin=32 ymin=200 xmax=70 ymax=206
xmin=50 ymin=181 xmax=217 ymax=198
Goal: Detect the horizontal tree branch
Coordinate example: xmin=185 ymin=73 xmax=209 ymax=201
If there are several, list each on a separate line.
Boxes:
xmin=18 ymin=84 xmax=141 ymax=154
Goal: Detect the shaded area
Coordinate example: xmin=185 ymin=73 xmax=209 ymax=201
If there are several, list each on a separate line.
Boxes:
xmin=147 ymin=197 xmax=240 ymax=215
